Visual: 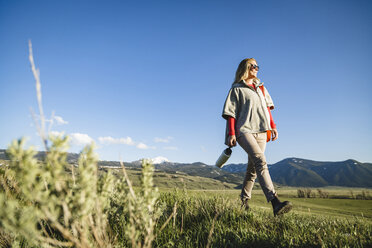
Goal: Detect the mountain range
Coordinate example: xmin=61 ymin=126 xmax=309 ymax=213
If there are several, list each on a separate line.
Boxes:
xmin=222 ymin=157 xmax=372 ymax=187
xmin=1 ymin=149 xmax=371 ymax=188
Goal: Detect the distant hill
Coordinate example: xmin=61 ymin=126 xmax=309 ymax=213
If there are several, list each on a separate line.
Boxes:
xmin=1 ymin=149 xmax=371 ymax=188
xmin=97 ymin=160 xmax=245 ymax=188
xmin=99 ymin=158 xmax=372 ymax=188
xmin=0 ymin=149 xmax=80 ymax=164
xmin=0 ymin=150 xmax=6 ymax=160
xmin=223 ymin=157 xmax=372 ymax=187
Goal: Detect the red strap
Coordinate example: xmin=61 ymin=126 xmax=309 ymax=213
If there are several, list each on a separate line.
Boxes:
xmin=247 ymin=83 xmax=256 ymax=90
xmin=259 ymin=85 xmax=265 ymax=96
xmin=268 ymin=107 xmax=276 ymax=129
xmin=259 ymin=85 xmax=276 ymax=142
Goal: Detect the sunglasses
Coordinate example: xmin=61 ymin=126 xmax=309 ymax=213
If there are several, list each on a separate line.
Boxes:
xmin=250 ymin=64 xmax=260 ymax=71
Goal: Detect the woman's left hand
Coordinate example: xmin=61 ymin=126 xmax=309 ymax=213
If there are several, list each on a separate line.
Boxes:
xmin=271 ymin=128 xmax=278 ymax=141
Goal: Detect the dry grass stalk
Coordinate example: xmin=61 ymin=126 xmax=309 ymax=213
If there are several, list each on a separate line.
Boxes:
xmin=28 ymin=40 xmax=48 ymax=151
xmin=157 ymin=202 xmax=178 ymax=233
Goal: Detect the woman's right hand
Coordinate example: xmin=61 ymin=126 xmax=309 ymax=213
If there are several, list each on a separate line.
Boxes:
xmin=228 ymin=135 xmax=237 ymax=147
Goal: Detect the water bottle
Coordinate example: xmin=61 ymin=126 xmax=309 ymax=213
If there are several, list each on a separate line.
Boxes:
xmin=215 ymin=147 xmax=232 ymax=168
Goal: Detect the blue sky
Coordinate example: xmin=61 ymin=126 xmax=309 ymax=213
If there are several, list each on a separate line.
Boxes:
xmin=1 ymin=0 xmax=371 ymax=165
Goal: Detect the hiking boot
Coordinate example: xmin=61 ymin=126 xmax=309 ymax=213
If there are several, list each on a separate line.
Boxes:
xmin=271 ymin=196 xmax=292 ymax=216
xmin=241 ymin=198 xmax=250 ymax=210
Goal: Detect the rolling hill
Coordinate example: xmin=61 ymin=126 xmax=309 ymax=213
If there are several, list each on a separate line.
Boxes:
xmin=1 ymin=149 xmax=371 ymax=188
xmin=270 ymin=157 xmax=372 ymax=187
xmin=223 ymin=157 xmax=372 ymax=187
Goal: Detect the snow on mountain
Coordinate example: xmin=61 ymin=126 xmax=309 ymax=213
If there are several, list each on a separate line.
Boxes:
xmin=150 ymin=156 xmax=169 ymax=164
xmin=131 ymin=156 xmax=170 ymax=165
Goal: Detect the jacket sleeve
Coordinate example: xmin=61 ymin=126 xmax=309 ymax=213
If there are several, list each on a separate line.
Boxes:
xmin=263 ymin=87 xmax=275 ymax=110
xmin=222 ymin=88 xmax=239 ymax=120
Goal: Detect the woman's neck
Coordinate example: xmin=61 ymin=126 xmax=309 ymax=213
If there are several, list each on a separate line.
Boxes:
xmin=244 ymin=77 xmax=255 ymax=85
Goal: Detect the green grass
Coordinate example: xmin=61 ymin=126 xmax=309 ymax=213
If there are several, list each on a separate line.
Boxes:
xmin=182 ymin=188 xmax=372 ymax=221
xmin=96 ymin=167 xmax=372 ymax=247
xmin=106 ymin=167 xmax=372 ymax=223
xmin=154 ymin=190 xmax=372 ymax=248
xmin=2 ymin=157 xmax=372 ymax=247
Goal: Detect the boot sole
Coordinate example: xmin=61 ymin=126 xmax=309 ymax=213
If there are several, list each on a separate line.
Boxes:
xmin=274 ymin=203 xmax=293 ymax=216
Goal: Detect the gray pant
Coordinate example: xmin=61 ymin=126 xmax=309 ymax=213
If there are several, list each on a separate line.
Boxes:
xmin=237 ymin=132 xmax=277 ymax=202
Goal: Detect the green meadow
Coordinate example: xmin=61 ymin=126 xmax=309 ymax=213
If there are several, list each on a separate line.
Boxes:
xmin=153 ymin=188 xmax=372 ymax=247
xmin=112 ymin=167 xmax=372 ymax=247
xmin=1 ymin=148 xmax=372 ymax=248
xmin=183 ymin=188 xmax=372 ymax=220
xmin=117 ymin=167 xmax=372 ymax=222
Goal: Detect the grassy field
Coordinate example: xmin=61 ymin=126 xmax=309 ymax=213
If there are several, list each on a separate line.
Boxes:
xmin=2 ymin=157 xmax=372 ymax=247
xmin=141 ymin=172 xmax=372 ymax=247
xmin=182 ymin=188 xmax=372 ymax=221
xmin=103 ymin=167 xmax=372 ymax=224
xmin=154 ymin=189 xmax=372 ymax=247
xmin=115 ymin=167 xmax=372 ymax=222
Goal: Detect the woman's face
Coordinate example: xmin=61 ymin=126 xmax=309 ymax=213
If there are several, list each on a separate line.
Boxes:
xmin=248 ymin=62 xmax=259 ymax=78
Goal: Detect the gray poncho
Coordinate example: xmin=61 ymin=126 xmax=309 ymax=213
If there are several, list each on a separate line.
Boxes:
xmin=222 ymin=79 xmax=274 ymax=145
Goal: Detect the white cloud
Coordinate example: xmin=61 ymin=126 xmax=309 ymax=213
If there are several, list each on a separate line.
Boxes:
xmin=98 ymin=136 xmax=134 ymax=145
xmin=137 ymin=143 xmax=156 ymax=150
xmin=137 ymin=143 xmax=148 ymax=149
xmin=119 ymin=137 xmax=135 ymax=145
xmin=36 ymin=114 xmax=67 ymax=125
xmin=163 ymin=146 xmax=178 ymax=151
xmin=70 ymin=133 xmax=94 ymax=145
xmin=54 ymin=116 xmax=68 ymax=125
xmin=154 ymin=136 xmax=173 ymax=143
xmin=99 ymin=136 xmax=155 ymax=150
xmin=49 ymin=131 xmax=64 ymax=137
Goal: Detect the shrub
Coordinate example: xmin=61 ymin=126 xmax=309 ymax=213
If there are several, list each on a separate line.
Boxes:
xmin=297 ymin=189 xmax=305 ymax=198
xmin=305 ymin=188 xmax=313 ymax=198
xmin=297 ymin=188 xmax=314 ymax=198
xmin=0 ymin=138 xmax=164 ymax=248
xmin=356 ymin=190 xmax=372 ymax=200
xmin=0 ymin=137 xmax=115 ymax=247
xmin=317 ymin=189 xmax=329 ymax=198
xmin=108 ymin=159 xmax=164 ymax=248
xmin=349 ymin=190 xmax=355 ymax=199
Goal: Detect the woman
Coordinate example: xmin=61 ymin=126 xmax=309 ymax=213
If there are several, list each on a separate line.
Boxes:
xmin=222 ymin=58 xmax=292 ymax=216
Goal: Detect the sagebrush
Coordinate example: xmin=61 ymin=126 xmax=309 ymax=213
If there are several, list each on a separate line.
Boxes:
xmin=0 ymin=136 xmax=164 ymax=248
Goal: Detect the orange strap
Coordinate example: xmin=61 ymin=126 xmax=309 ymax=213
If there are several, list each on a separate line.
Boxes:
xmin=259 ymin=86 xmax=271 ymax=142
xmin=259 ymin=85 xmax=265 ymax=94
xmin=266 ymin=130 xmax=271 ymax=142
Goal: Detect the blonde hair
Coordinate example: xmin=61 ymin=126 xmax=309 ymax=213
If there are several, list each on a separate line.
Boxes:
xmin=233 ymin=58 xmax=257 ymax=84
